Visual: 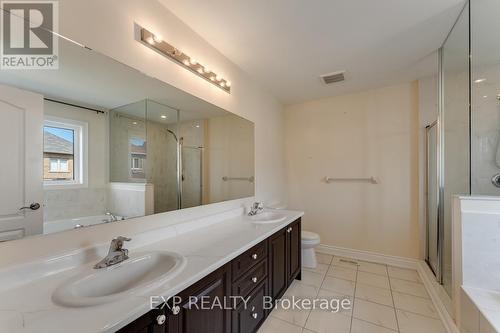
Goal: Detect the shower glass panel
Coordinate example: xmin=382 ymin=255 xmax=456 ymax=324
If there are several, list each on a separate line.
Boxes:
xmin=178 ymin=114 xmax=255 ymax=206
xmin=110 ymin=99 xmax=180 ymax=214
xmin=182 ymin=147 xmax=203 ymax=209
xmin=426 ymin=123 xmax=439 ymax=277
xmin=440 ymin=3 xmax=470 ymax=296
xmin=145 ymin=100 xmax=180 ymax=213
xmin=178 ymin=119 xmax=204 ymax=209
xmin=109 ymin=100 xmax=147 ymax=183
xmin=471 ymin=0 xmax=500 ymax=194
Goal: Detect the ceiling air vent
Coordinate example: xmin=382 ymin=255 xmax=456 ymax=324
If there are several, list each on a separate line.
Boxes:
xmin=321 ymin=71 xmax=346 ymax=84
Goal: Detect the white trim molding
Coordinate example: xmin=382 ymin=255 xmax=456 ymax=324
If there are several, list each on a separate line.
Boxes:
xmin=316 ymin=244 xmax=459 ymax=333
xmin=316 ymin=243 xmax=419 ymax=269
xmin=417 ymin=261 xmax=459 ymax=333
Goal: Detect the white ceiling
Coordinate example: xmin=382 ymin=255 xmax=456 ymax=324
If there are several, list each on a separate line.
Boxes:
xmin=159 ymin=0 xmax=465 ymax=105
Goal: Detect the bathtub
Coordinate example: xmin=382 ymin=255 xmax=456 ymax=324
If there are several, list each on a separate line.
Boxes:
xmin=43 ymin=214 xmax=125 ymax=234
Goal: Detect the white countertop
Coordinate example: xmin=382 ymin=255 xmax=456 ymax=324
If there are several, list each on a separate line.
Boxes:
xmin=0 ymin=208 xmax=303 ymax=333
xmin=463 ymin=286 xmax=500 ymax=332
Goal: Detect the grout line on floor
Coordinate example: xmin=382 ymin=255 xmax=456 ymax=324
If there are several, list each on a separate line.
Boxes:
xmin=387 ymin=265 xmax=401 ymax=333
xmin=301 ymin=259 xmax=329 ymax=330
xmin=348 ymin=260 xmax=358 ymax=333
xmin=391 ymin=307 xmax=441 ymax=321
xmin=353 ymin=317 xmax=399 ymax=332
xmin=389 ymin=289 xmax=430 ymax=300
xmin=272 ymin=316 xmax=304 ymax=330
xmin=389 ymin=276 xmax=424 ymax=285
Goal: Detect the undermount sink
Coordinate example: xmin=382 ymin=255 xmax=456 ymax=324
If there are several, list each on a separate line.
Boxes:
xmin=248 ymin=212 xmax=287 ymax=224
xmin=53 ymin=251 xmax=186 ymax=307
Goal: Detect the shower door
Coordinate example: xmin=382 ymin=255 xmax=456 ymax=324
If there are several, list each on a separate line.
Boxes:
xmin=181 ymin=146 xmax=203 ymax=209
xmin=426 ymin=122 xmax=440 ymax=278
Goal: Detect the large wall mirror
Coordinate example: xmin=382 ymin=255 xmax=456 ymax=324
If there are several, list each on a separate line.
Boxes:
xmin=0 ymin=35 xmax=254 ymax=241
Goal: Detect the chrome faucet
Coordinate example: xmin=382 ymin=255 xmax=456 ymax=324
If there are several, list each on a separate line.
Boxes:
xmin=248 ymin=202 xmax=264 ymax=216
xmin=94 ymin=236 xmax=131 ymax=269
xmin=103 ymin=211 xmax=118 ymax=223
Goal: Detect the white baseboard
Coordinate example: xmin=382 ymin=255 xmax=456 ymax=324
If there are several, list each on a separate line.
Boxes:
xmin=417 ymin=261 xmax=458 ymax=333
xmin=316 ymin=243 xmax=459 ymax=333
xmin=316 ymin=244 xmax=419 ymax=269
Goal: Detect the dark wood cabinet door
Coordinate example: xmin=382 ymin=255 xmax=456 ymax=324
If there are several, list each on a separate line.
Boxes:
xmin=268 ymin=229 xmax=287 ymax=300
xmin=231 ymin=281 xmax=268 ymax=333
xmin=117 ymin=308 xmax=167 ymax=333
xmin=168 ymin=265 xmax=231 ymax=333
xmin=287 ymin=219 xmax=301 ymax=285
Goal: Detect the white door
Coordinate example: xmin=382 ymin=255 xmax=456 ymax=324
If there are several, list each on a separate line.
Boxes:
xmin=0 ymin=84 xmax=43 ymax=241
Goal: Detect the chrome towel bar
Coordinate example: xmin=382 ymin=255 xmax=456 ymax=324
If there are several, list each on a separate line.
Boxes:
xmin=324 ymin=176 xmax=378 ymax=184
xmin=222 ymin=176 xmax=255 ymax=183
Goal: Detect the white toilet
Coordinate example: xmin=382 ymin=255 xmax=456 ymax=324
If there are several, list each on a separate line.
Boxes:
xmin=301 ymin=230 xmax=321 ymax=268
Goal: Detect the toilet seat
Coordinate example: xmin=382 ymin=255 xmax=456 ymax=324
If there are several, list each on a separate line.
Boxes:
xmin=302 ymin=231 xmax=319 ymax=241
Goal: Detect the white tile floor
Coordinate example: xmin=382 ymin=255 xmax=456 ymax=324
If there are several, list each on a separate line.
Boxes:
xmin=258 ymin=253 xmax=447 ymax=333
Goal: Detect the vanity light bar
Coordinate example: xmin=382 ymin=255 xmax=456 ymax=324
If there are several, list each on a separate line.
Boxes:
xmin=140 ymin=28 xmax=231 ymax=93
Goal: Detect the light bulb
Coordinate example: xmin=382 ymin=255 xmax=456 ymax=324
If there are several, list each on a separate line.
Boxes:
xmin=219 ymin=81 xmax=226 ymax=87
xmin=153 ymin=35 xmax=162 ymax=43
xmin=161 ymin=115 xmax=167 ymax=119
xmin=189 ymin=58 xmax=198 ymax=65
xmin=132 ymin=121 xmax=138 ymax=125
xmin=183 ymin=59 xmax=190 ymax=66
xmin=210 ymin=76 xmax=216 ymax=81
xmin=197 ymin=67 xmax=204 ymax=74
xmin=226 ymin=81 xmax=231 ymax=87
xmin=216 ymin=75 xmax=222 ymax=81
xmin=146 ymin=37 xmax=155 ymax=45
xmin=203 ymin=67 xmax=211 ymax=74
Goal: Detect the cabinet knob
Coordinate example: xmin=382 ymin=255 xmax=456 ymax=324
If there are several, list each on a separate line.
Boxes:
xmin=171 ymin=305 xmax=180 ymax=315
xmin=251 ymin=277 xmax=258 ymax=283
xmin=252 ymin=312 xmax=258 ymax=319
xmin=252 ymin=253 xmax=258 ymax=260
xmin=287 ymin=227 xmax=292 ymax=233
xmin=156 ymin=314 xmax=166 ymax=325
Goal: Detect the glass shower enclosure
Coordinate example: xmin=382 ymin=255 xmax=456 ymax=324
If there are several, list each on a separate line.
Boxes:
xmin=109 ymin=99 xmax=180 ymax=214
xmin=427 ymin=0 xmax=500 ymax=297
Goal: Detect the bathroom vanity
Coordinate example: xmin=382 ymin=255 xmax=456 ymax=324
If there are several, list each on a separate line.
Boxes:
xmin=118 ymin=218 xmax=301 ymax=333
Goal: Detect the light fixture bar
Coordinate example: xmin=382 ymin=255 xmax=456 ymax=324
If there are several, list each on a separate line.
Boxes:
xmin=139 ymin=27 xmax=231 ymax=93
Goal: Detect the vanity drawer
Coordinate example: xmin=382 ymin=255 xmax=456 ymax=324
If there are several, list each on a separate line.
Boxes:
xmin=232 ymin=259 xmax=268 ymax=300
xmin=231 ymin=281 xmax=268 ymax=333
xmin=232 ymin=240 xmax=267 ymax=281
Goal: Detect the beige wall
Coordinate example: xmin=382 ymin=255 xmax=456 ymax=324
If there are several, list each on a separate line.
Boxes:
xmin=204 ymin=115 xmax=255 ymax=204
xmin=285 ymin=82 xmax=420 ymax=259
